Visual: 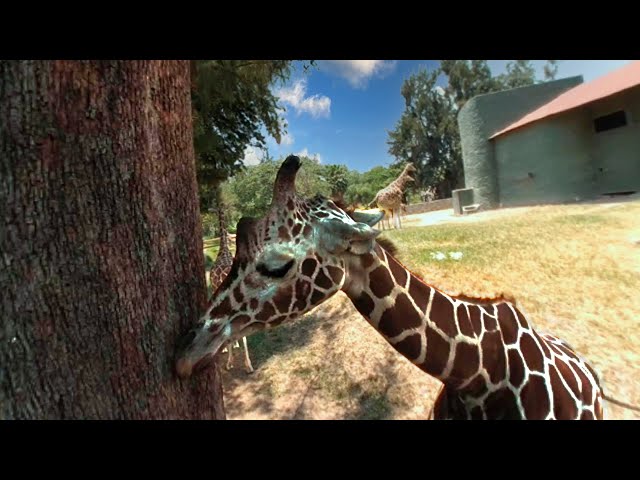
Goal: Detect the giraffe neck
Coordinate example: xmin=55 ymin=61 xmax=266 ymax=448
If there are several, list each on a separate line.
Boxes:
xmin=217 ymin=204 xmax=230 ymax=256
xmin=391 ymin=175 xmax=411 ymax=191
xmin=343 ymin=244 xmax=491 ymax=390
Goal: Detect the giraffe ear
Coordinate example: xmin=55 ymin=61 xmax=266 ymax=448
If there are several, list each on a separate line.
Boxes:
xmin=319 ymin=218 xmax=381 ymax=255
xmin=349 ymin=210 xmax=385 ymax=227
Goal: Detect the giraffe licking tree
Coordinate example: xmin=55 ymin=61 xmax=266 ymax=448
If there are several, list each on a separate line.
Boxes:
xmin=176 ymin=155 xmax=635 ymax=419
xmin=368 ymin=163 xmax=416 ymax=230
xmin=209 ymin=203 xmax=253 ymax=374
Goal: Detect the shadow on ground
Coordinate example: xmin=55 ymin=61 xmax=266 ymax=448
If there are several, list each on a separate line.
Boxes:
xmin=220 ymin=293 xmax=441 ymax=420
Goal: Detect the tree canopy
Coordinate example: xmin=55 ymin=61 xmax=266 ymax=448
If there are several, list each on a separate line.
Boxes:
xmin=201 ymin=158 xmax=405 ymax=236
xmin=223 ymin=156 xmax=330 ymax=222
xmin=387 ymin=69 xmax=462 ymax=197
xmin=387 ymin=60 xmax=559 ymax=197
xmin=192 ymin=60 xmax=315 ymax=210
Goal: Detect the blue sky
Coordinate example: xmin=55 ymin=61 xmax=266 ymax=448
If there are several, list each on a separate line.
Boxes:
xmin=244 ymin=60 xmax=634 ymax=172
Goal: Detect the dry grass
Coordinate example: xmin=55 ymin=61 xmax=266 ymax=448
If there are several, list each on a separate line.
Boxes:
xmin=217 ymin=198 xmax=640 ymax=420
xmin=221 ymin=294 xmax=441 ymax=419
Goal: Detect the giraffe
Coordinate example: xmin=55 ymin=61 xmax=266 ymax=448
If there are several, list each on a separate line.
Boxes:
xmin=209 ymin=203 xmax=253 ymax=374
xmin=421 ymin=186 xmax=436 ymax=203
xmin=176 ymin=155 xmax=626 ymax=419
xmin=368 ymin=163 xmax=416 ymax=230
xmin=380 ymin=203 xmax=408 ymax=231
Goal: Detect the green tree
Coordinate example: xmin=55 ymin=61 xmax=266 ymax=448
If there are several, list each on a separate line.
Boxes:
xmin=344 ymin=165 xmax=403 ymax=206
xmin=227 ymin=156 xmax=330 ymax=220
xmin=323 ymin=164 xmax=350 ymax=198
xmin=439 ymin=60 xmax=502 ymax=110
xmin=440 ymin=60 xmax=541 ymax=111
xmin=389 ymin=60 xmax=551 ymax=198
xmin=192 ymin=60 xmax=318 ymax=210
xmin=498 ymin=60 xmax=537 ymax=89
xmin=192 ymin=60 xmax=294 ymax=210
xmin=544 ymin=60 xmax=559 ymax=81
xmin=387 ymin=68 xmax=463 ymax=198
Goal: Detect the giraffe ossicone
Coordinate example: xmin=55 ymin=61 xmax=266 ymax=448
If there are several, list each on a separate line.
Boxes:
xmin=176 ymin=155 xmax=607 ymax=420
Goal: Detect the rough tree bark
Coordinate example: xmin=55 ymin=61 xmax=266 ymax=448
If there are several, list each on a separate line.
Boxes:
xmin=0 ymin=60 xmax=225 ymax=419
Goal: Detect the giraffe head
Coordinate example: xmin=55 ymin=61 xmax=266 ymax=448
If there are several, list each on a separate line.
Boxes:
xmin=403 ymin=162 xmax=416 ymax=176
xmin=175 ymin=155 xmax=385 ymax=378
xmin=398 ymin=162 xmax=417 ymax=188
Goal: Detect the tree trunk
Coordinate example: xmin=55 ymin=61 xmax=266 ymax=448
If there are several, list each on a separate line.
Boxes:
xmin=0 ymin=60 xmax=225 ymax=419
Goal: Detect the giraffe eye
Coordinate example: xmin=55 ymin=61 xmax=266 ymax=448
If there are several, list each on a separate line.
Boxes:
xmin=256 ymin=259 xmax=295 ymax=278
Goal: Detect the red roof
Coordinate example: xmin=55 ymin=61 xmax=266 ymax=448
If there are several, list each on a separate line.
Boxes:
xmin=490 ymin=61 xmax=640 ymax=139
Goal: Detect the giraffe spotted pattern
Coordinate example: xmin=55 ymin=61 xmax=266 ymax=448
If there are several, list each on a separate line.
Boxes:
xmin=208 ymin=204 xmax=253 ymax=373
xmin=350 ymin=247 xmax=604 ymax=419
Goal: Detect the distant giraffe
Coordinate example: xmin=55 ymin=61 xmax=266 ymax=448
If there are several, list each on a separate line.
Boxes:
xmin=209 ymin=203 xmax=253 ymax=374
xmin=369 ymin=163 xmax=416 ymax=229
xmin=380 ymin=203 xmax=408 ymax=230
xmin=422 ymin=186 xmax=436 ymax=203
xmin=177 ymin=155 xmax=640 ymax=419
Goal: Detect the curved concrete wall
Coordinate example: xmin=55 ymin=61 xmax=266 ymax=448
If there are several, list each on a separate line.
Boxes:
xmin=458 ymin=76 xmax=583 ymax=208
xmin=494 ymin=110 xmax=594 ymax=206
xmin=589 ymin=86 xmax=640 ymax=194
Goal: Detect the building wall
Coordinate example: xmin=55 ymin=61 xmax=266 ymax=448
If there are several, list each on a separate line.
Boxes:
xmin=458 ymin=76 xmax=583 ymax=208
xmin=493 ymin=85 xmax=640 ymax=206
xmin=493 ymin=110 xmax=595 ymax=206
xmin=403 ymin=198 xmax=452 ymax=215
xmin=588 ymin=86 xmax=640 ymax=194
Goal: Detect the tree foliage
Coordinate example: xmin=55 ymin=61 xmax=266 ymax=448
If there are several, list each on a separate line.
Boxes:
xmin=387 ymin=69 xmax=463 ymax=197
xmin=344 ymin=165 xmax=404 ymax=206
xmin=439 ymin=60 xmax=503 ymax=110
xmin=209 ymin=159 xmax=405 ymax=233
xmin=323 ymin=164 xmax=350 ymax=198
xmin=388 ymin=60 xmax=560 ymax=197
xmin=498 ymin=60 xmax=537 ymax=89
xmin=192 ymin=60 xmax=315 ymax=210
xmin=544 ymin=60 xmax=559 ymax=81
xmin=224 ymin=156 xmax=330 ymax=225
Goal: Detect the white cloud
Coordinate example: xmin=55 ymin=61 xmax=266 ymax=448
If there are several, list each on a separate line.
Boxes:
xmin=242 ymin=146 xmax=263 ymax=166
xmin=265 ymin=125 xmax=295 ymax=148
xmin=296 ymin=148 xmax=322 ymax=163
xmin=280 ymin=132 xmax=294 ymax=146
xmin=276 ymin=79 xmax=331 ymax=118
xmin=435 ymin=86 xmax=446 ymax=96
xmin=320 ymin=60 xmax=397 ymax=88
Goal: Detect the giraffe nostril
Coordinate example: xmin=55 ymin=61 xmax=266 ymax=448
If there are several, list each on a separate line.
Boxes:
xmin=176 ymin=329 xmax=197 ymax=354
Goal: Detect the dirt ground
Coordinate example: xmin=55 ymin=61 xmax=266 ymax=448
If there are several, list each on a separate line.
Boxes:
xmin=219 ymin=195 xmax=640 ymax=420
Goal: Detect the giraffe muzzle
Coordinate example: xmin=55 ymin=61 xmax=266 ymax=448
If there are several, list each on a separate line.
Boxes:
xmin=176 ymin=353 xmax=217 ymax=379
xmin=175 ymin=323 xmax=230 ymax=378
